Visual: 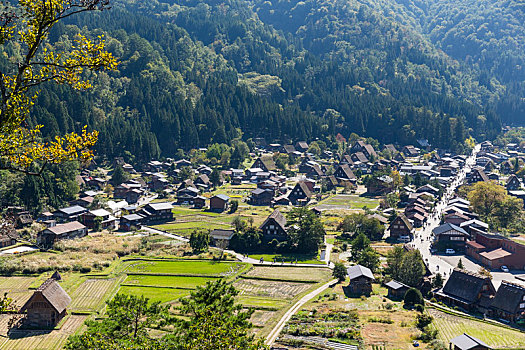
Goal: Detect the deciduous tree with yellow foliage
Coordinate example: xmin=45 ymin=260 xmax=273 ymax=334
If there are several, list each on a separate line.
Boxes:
xmin=0 ymin=0 xmax=117 ymax=174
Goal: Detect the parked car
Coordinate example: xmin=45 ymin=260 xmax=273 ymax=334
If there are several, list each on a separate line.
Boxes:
xmin=501 ymin=265 xmax=509 ymax=272
xmin=445 ymin=248 xmax=455 ymax=254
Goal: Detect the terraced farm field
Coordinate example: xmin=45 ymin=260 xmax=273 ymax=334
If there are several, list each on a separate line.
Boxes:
xmin=0 ymin=277 xmax=36 ymax=306
xmin=245 ymin=266 xmax=331 ymax=282
xmin=123 ymin=275 xmax=219 ymax=289
xmin=237 ymin=295 xmax=289 ymax=309
xmin=428 ymin=308 xmax=525 ymax=348
xmin=234 ymin=279 xmax=311 ymax=299
xmin=69 ymin=278 xmax=119 ymax=312
xmin=125 ymin=259 xmax=245 ymax=276
xmin=118 ymin=285 xmax=190 ymax=304
xmin=0 ymin=315 xmax=87 ymax=350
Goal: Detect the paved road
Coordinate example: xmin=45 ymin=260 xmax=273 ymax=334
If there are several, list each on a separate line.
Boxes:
xmin=265 ymin=279 xmax=338 ymax=346
xmin=410 ymin=144 xmax=523 ymax=288
xmin=411 ymin=144 xmax=479 ymax=279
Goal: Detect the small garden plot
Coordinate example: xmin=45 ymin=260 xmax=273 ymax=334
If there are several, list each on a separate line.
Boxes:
xmin=0 ymin=277 xmax=35 ymax=306
xmin=283 ymin=308 xmax=361 ymax=345
xmin=69 ymin=278 xmax=119 ymax=312
xmin=0 ymin=315 xmax=87 ymax=350
xmin=237 ymin=295 xmax=289 ymax=310
xmin=123 ymin=275 xmax=219 ymax=289
xmin=360 ymin=309 xmax=421 ymax=348
xmin=118 ymin=285 xmax=190 ymax=304
xmin=245 ymin=266 xmax=331 ymax=282
xmin=429 ymin=308 xmax=525 ymax=348
xmin=234 ymin=279 xmax=311 ymax=300
xmin=125 ymin=260 xmax=245 ymax=276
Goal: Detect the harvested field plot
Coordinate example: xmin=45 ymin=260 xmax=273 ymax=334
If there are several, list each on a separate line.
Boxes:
xmin=317 ymin=194 xmax=379 ymax=210
xmin=69 ymin=278 xmax=118 ymax=312
xmin=429 ymin=308 xmax=525 ymax=348
xmin=0 ymin=277 xmax=35 ymax=306
xmin=0 ymin=315 xmax=87 ymax=350
xmin=234 ymin=279 xmax=311 ymax=299
xmin=118 ymin=285 xmax=189 ymax=304
xmin=125 ymin=260 xmax=244 ymax=276
xmin=123 ymin=275 xmax=219 ymax=289
xmin=245 ymin=266 xmax=331 ymax=282
xmin=237 ymin=295 xmax=289 ymax=309
xmin=250 ymin=310 xmax=277 ymax=327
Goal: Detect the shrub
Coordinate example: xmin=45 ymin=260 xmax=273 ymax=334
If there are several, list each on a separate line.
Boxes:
xmin=404 ymin=288 xmax=424 ymax=307
xmin=416 ymin=313 xmax=433 ymax=330
xmin=415 ymin=304 xmax=425 ymax=312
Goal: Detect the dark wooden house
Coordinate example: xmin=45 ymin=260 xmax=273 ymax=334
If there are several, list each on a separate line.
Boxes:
xmin=210 ymin=194 xmax=230 ymax=212
xmin=435 ymin=269 xmax=496 ymax=312
xmin=506 ymin=174 xmax=521 ymax=191
xmin=249 ymin=188 xmax=274 ymax=206
xmin=37 ymin=221 xmax=88 ymax=247
xmin=432 ymin=223 xmax=469 ymax=252
xmin=119 ymin=214 xmax=145 ymax=231
xmin=20 ymin=278 xmax=71 ymax=328
xmin=333 ymin=164 xmax=356 ymax=183
xmin=259 ymin=209 xmax=287 ymax=241
xmin=252 ymin=157 xmax=276 ymax=172
xmin=385 ymin=280 xmax=409 ymax=300
xmin=347 ymin=265 xmax=375 ymax=296
xmin=467 ymin=168 xmax=489 ymax=184
xmin=489 ymin=281 xmax=525 ymax=323
xmin=140 ymin=202 xmax=174 ymax=223
xmin=388 ymin=215 xmax=413 ymax=239
xmin=288 ymin=181 xmax=313 ymax=206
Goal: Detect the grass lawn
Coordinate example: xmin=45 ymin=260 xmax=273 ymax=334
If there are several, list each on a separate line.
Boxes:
xmin=123 ymin=275 xmax=219 ymax=289
xmin=248 ymin=253 xmax=325 ymax=265
xmin=118 ymin=285 xmax=190 ymax=304
xmin=428 ymin=308 xmax=525 ymax=348
xmin=124 ymin=259 xmax=246 ymax=276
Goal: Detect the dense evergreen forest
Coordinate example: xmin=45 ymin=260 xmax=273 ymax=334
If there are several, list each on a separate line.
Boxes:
xmin=9 ymin=0 xmax=525 ymax=164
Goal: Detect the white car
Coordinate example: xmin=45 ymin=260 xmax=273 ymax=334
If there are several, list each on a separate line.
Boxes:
xmin=445 ymin=248 xmax=455 ymax=254
xmin=501 ymin=265 xmax=510 ymax=272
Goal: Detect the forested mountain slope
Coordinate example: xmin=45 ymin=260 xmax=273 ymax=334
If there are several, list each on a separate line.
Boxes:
xmin=15 ymin=0 xmax=525 ymax=164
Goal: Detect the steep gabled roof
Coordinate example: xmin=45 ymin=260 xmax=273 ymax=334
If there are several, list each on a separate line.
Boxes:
xmin=21 ymin=278 xmax=71 ymax=314
xmin=260 ymin=209 xmax=287 ymax=231
xmin=256 ymin=156 xmax=276 ymax=171
xmin=441 ymin=269 xmax=493 ymax=304
xmin=490 ymin=281 xmax=525 ymax=315
xmin=335 ymin=164 xmax=356 ymax=180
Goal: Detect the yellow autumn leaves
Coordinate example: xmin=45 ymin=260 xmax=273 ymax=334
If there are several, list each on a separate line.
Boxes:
xmin=0 ymin=0 xmax=117 ymax=173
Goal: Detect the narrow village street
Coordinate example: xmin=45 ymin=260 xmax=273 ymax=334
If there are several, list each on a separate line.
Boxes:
xmin=412 ymin=144 xmax=523 ymax=288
